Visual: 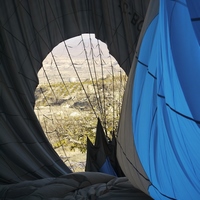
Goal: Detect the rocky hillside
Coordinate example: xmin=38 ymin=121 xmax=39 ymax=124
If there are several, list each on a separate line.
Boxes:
xmin=34 ymin=74 xmax=127 ymax=171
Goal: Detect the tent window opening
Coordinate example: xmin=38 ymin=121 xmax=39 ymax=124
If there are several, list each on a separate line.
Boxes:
xmin=34 ymin=34 xmax=127 ymax=172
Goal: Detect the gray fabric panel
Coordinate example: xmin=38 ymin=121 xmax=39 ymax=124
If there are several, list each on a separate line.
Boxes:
xmin=0 ymin=172 xmax=152 ymax=199
xmin=0 ymin=0 xmax=150 ymax=183
xmin=116 ymin=0 xmax=159 ymax=195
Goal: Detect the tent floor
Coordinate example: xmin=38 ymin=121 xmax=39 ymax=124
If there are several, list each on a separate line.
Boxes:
xmin=0 ymin=172 xmax=152 ymax=200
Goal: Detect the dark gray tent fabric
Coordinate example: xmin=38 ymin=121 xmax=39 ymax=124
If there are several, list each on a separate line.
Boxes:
xmin=0 ymin=0 xmax=150 ymax=184
xmin=0 ymin=172 xmax=152 ymax=200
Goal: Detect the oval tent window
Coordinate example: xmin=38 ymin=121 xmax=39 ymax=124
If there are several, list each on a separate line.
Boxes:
xmin=35 ymin=34 xmax=127 ymax=172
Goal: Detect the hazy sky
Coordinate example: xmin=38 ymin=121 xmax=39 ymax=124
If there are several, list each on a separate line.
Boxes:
xmin=52 ymin=34 xmax=108 ymax=58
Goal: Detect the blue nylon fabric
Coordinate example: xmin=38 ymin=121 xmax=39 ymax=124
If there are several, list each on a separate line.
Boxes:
xmin=99 ymin=158 xmax=117 ymax=177
xmin=132 ymin=0 xmax=200 ymax=199
xmin=186 ymin=1 xmax=200 ymax=45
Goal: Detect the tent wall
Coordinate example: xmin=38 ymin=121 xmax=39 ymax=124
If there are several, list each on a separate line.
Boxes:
xmin=0 ymin=0 xmax=149 ymax=183
xmin=117 ymin=0 xmax=158 ymax=194
xmin=117 ymin=0 xmax=200 ymax=199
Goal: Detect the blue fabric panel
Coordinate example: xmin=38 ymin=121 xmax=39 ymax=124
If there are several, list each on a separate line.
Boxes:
xmin=186 ymin=0 xmax=200 ymax=45
xmin=99 ymin=158 xmax=117 ymax=177
xmin=132 ymin=0 xmax=200 ymax=199
xmin=169 ymin=1 xmax=200 ymax=121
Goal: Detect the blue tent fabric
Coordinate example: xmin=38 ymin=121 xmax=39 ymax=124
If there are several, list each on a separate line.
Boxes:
xmin=117 ymin=0 xmax=200 ymax=199
xmin=131 ymin=0 xmax=200 ymax=199
xmin=99 ymin=158 xmax=117 ymax=177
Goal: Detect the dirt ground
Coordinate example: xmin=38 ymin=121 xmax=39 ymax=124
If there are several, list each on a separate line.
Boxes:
xmin=55 ymin=147 xmax=86 ymax=172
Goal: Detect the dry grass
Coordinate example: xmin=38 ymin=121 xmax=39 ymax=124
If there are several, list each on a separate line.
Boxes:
xmin=35 ymin=74 xmax=127 ymax=171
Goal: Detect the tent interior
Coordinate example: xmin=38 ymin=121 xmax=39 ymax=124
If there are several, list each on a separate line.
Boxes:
xmin=1 ymin=0 xmax=200 ymax=199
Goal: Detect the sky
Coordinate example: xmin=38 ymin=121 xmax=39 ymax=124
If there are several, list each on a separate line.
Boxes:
xmin=51 ymin=34 xmax=108 ymax=59
xmin=40 ymin=34 xmax=121 ymax=83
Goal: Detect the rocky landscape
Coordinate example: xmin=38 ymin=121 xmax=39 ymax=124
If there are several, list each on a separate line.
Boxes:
xmin=35 ymin=73 xmax=127 ymax=171
xmin=34 ymin=35 xmax=127 ymax=172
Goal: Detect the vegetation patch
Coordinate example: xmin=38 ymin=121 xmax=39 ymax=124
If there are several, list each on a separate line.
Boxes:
xmin=34 ymin=74 xmax=127 ymax=170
